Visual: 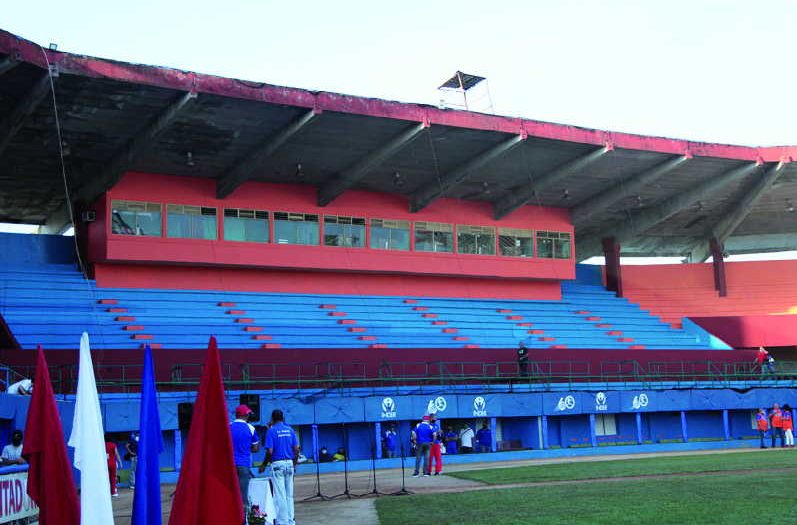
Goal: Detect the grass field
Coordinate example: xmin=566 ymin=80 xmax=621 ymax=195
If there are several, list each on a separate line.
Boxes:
xmin=375 ymin=452 xmax=797 ymax=525
xmin=447 ymin=450 xmax=797 ymax=484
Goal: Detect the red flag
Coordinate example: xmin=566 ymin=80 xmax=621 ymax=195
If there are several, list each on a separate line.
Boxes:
xmin=168 ymin=336 xmax=243 ymax=525
xmin=23 ymin=346 xmax=80 ymax=525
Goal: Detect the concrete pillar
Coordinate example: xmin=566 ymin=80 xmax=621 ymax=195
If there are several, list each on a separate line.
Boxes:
xmin=635 ymin=413 xmax=643 ymax=444
xmin=174 ymin=430 xmax=182 ymax=470
xmin=490 ymin=417 xmax=498 ymax=452
xmin=602 ymin=237 xmax=623 ymax=297
xmin=374 ymin=422 xmax=382 ymax=459
xmin=680 ymin=411 xmax=689 ymax=443
xmin=311 ymin=424 xmax=319 ymax=462
xmin=540 ymin=416 xmax=549 ymax=450
xmin=710 ymin=237 xmax=727 ymax=297
xmin=588 ymin=413 xmax=598 ymax=447
xmin=722 ymin=410 xmax=731 ymax=441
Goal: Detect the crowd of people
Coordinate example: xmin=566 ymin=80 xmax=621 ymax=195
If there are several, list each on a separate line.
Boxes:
xmin=754 ymin=403 xmax=794 ymax=448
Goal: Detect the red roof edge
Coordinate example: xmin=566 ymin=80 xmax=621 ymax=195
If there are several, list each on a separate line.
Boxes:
xmin=1 ymin=28 xmax=794 ymax=163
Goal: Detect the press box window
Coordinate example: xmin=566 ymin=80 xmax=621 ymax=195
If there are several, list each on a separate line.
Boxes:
xmin=414 ymin=222 xmax=453 ymax=253
xmin=370 ymin=219 xmax=410 ymax=251
xmin=324 ymin=215 xmax=365 ymax=247
xmin=499 ymin=228 xmax=533 ymax=257
xmin=457 ymin=225 xmax=496 ymax=255
xmin=111 ymin=200 xmax=162 ymax=236
xmin=274 ymin=212 xmax=319 ymax=245
xmin=224 ymin=209 xmax=268 ymax=243
xmin=167 ymin=205 xmax=217 ymax=240
xmin=595 ymin=414 xmax=617 ymax=436
xmin=537 ymin=231 xmax=572 ymax=259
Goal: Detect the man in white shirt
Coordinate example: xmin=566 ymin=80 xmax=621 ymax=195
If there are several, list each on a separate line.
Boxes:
xmin=459 ymin=424 xmax=475 ymax=454
xmin=6 ymin=379 xmax=33 ymax=395
xmin=0 ymin=430 xmax=25 ymax=465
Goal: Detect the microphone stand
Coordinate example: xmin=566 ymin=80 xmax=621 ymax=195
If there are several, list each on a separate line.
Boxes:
xmin=301 ymin=451 xmax=329 ymax=502
xmin=390 ymin=443 xmax=413 ymax=496
xmin=329 ymin=423 xmax=352 ymax=499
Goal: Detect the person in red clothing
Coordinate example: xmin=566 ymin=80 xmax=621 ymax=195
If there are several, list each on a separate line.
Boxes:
xmin=769 ymin=404 xmax=785 ymax=448
xmin=105 ymin=434 xmax=123 ymax=497
xmin=755 ymin=409 xmax=769 ymax=449
xmin=428 ymin=413 xmax=443 ymax=476
xmin=755 ymin=347 xmax=775 ymax=375
xmin=782 ymin=404 xmax=794 ymax=447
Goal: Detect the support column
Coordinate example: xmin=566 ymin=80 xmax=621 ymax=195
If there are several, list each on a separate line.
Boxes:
xmin=635 ymin=413 xmax=643 ymax=444
xmin=722 ymin=410 xmax=730 ymax=441
xmin=602 ymin=237 xmax=623 ymax=297
xmin=680 ymin=411 xmax=689 ymax=443
xmin=490 ymin=417 xmax=498 ymax=452
xmin=311 ymin=424 xmax=319 ymax=463
xmin=710 ymin=237 xmax=727 ymax=297
xmin=588 ymin=413 xmax=597 ymax=447
xmin=174 ymin=430 xmax=183 ymax=471
xmin=540 ymin=416 xmax=549 ymax=450
xmin=374 ymin=422 xmax=382 ymax=459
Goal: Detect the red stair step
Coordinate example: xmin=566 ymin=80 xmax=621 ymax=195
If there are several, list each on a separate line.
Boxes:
xmin=319 ymin=304 xmax=336 ymax=309
xmin=412 ymin=306 xmax=429 ymax=311
xmin=403 ymin=299 xmax=418 ymax=304
xmin=422 ymin=313 xmax=438 ymax=318
xmin=140 ymin=343 xmax=161 ymax=349
xmin=328 ymin=312 xmax=347 ymax=317
xmin=586 ymin=316 xmax=601 ymax=321
xmin=252 ymin=335 xmax=272 ymax=340
xmin=629 ymin=345 xmax=647 ymax=349
xmin=107 ymin=307 xmax=127 ymax=313
xmin=244 ymin=326 xmax=264 ymax=332
xmin=452 ymin=336 xmax=469 ymax=341
xmin=607 ymin=330 xmax=623 ymax=336
xmin=123 ymin=325 xmax=144 ymax=331
xmin=131 ymin=334 xmax=153 ymax=340
xmin=261 ymin=343 xmax=281 ymax=349
xmin=549 ymin=345 xmax=568 ymax=349
xmin=497 ymin=309 xmax=513 ymax=314
xmin=516 ymin=322 xmax=533 ymax=327
xmin=431 ymin=321 xmax=447 ymax=325
xmin=506 ymin=315 xmax=523 ymax=320
xmin=539 ymin=336 xmax=556 ymax=342
xmin=575 ymin=310 xmax=590 ymax=315
xmin=463 ymin=344 xmax=480 ymax=349
xmin=618 ymin=337 xmax=634 ymax=342
xmin=115 ymin=316 xmax=135 ymax=322
xmin=218 ymin=301 xmax=236 ymax=307
xmin=528 ymin=329 xmax=545 ymax=334
xmin=442 ymin=328 xmax=458 ymax=334
xmin=348 ymin=327 xmax=367 ymax=332
xmin=227 ymin=309 xmax=245 ymax=315
xmin=369 ymin=344 xmax=388 ymax=349
xmin=235 ymin=318 xmax=254 ymax=324
xmin=595 ymin=323 xmax=612 ymax=328
xmin=358 ymin=335 xmax=377 ymax=341
xmin=98 ymin=299 xmax=118 ymax=305
xmin=338 ymin=319 xmax=356 ymax=325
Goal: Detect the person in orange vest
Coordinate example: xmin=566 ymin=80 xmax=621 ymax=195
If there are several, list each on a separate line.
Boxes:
xmin=755 ymin=409 xmax=769 ymax=449
xmin=782 ymin=404 xmax=794 ymax=448
xmin=769 ymin=404 xmax=785 ymax=448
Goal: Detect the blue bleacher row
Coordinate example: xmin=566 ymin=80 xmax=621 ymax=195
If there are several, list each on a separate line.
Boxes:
xmin=0 ymin=264 xmax=713 ymax=350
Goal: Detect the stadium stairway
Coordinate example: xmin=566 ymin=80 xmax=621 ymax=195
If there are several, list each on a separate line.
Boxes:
xmin=0 ymin=263 xmax=718 ymax=350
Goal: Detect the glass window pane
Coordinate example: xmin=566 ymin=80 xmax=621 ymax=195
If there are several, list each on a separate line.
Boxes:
xmin=224 ymin=216 xmax=268 ymax=243
xmin=111 ymin=200 xmax=161 ymax=236
xmin=537 ymin=237 xmax=554 ymax=258
xmin=370 ymin=219 xmax=410 ymax=251
xmin=415 ymin=223 xmax=453 ymax=253
xmin=167 ymin=205 xmax=217 ymax=240
xmin=275 ymin=213 xmax=319 ymax=245
xmin=457 ymin=226 xmax=495 ymax=255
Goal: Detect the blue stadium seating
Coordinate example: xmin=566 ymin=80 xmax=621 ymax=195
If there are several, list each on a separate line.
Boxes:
xmin=0 ymin=263 xmax=716 ymax=350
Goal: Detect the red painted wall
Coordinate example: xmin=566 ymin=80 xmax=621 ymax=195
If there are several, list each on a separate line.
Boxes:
xmin=93 ymin=263 xmax=562 ymax=299
xmin=87 ymin=172 xmax=574 ymax=297
xmin=689 ymin=315 xmax=797 ymax=348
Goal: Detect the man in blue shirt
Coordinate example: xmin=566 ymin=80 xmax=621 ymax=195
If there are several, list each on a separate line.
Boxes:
xmin=475 ymin=422 xmax=492 ymax=453
xmin=444 ymin=426 xmax=458 ymax=455
xmin=412 ymin=415 xmax=434 ymax=477
xmin=382 ymin=424 xmax=398 ymax=458
xmin=261 ymin=409 xmax=299 ymax=525
xmin=231 ymin=404 xmax=260 ymax=521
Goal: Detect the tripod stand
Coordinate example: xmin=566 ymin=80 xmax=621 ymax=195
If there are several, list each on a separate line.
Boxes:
xmin=353 ymin=438 xmax=388 ymax=497
xmin=390 ymin=443 xmax=414 ymax=496
xmin=329 ymin=423 xmax=353 ymax=500
xmin=301 ymin=453 xmax=330 ymax=502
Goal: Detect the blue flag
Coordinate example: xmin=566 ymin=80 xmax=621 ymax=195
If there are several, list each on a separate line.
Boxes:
xmin=132 ymin=344 xmax=164 ymax=525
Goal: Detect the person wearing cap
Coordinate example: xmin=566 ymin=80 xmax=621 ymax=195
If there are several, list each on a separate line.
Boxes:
xmin=231 ymin=404 xmax=260 ymax=519
xmin=769 ymin=403 xmax=785 ymax=448
xmin=781 ymin=404 xmax=794 ymax=447
xmin=412 ymin=415 xmax=434 ymax=477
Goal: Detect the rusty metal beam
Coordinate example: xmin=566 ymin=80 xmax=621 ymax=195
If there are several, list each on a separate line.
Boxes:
xmin=319 ymin=121 xmax=428 ymax=207
xmin=0 ymin=73 xmax=51 ymax=158
xmin=217 ymin=109 xmax=320 ymax=199
xmin=76 ymin=91 xmax=197 ymax=203
xmin=409 ymin=132 xmax=526 ymax=212
xmin=493 ymin=145 xmax=611 ymax=219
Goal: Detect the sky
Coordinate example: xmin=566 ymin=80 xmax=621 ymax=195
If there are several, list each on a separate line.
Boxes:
xmin=3 ymin=1 xmax=797 ymax=261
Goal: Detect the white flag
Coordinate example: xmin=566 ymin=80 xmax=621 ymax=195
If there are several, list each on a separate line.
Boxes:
xmin=69 ymin=332 xmax=115 ymax=524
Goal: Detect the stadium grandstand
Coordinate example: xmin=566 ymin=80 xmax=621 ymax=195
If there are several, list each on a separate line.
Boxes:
xmin=0 ymin=26 xmax=796 ymax=475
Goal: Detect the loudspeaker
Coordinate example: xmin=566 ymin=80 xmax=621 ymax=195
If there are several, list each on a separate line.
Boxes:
xmin=239 ymin=394 xmax=260 ymax=422
xmin=177 ymin=402 xmax=194 ymax=431
xmin=81 ymin=210 xmax=96 ymax=222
